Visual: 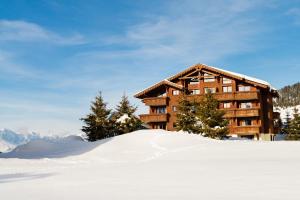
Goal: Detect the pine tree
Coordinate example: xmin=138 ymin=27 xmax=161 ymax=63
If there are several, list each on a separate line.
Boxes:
xmin=286 ymin=108 xmax=300 ymax=140
xmin=112 ymin=94 xmax=142 ymax=135
xmin=176 ymin=95 xmax=200 ymax=133
xmin=196 ymin=92 xmax=229 ymax=139
xmin=81 ymin=92 xmax=112 ymax=141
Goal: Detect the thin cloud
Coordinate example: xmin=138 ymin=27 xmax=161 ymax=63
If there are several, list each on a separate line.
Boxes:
xmin=0 ymin=20 xmax=86 ymax=45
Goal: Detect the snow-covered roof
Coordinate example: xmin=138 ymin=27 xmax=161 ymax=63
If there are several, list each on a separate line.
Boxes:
xmin=134 ymin=63 xmax=277 ymax=99
xmin=134 ymin=79 xmax=183 ymax=98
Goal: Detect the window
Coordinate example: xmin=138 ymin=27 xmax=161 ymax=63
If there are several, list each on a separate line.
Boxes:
xmin=223 ymin=86 xmax=232 ymax=93
xmin=190 ymin=78 xmax=200 ymax=85
xmin=172 ymin=106 xmax=177 ymax=112
xmin=155 ymin=107 xmax=166 ymax=114
xmin=173 ymin=123 xmax=177 ymax=128
xmin=204 ymin=88 xmax=216 ymax=94
xmin=204 ymin=73 xmax=215 ymax=82
xmin=158 ymin=92 xmax=167 ymax=97
xmin=240 ymin=119 xmax=252 ymax=126
xmin=172 ymin=90 xmax=180 ymax=95
xmin=238 ymin=86 xmax=251 ymax=92
xmin=223 ymin=102 xmax=231 ymax=108
xmin=240 ymin=102 xmax=252 ymax=109
xmin=191 ymin=89 xmax=200 ymax=95
xmin=223 ymin=77 xmax=232 ymax=84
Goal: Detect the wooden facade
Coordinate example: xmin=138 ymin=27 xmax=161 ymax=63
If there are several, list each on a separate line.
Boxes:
xmin=134 ymin=64 xmax=280 ymax=140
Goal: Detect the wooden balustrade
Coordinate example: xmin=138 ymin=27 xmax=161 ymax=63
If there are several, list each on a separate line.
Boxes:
xmin=143 ymin=97 xmax=168 ymax=106
xmin=140 ymin=114 xmax=168 ymax=123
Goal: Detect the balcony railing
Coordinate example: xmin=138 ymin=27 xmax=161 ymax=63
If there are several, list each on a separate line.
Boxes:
xmin=140 ymin=113 xmax=168 ymax=123
xmin=186 ymin=91 xmax=259 ymax=101
xmin=230 ymin=126 xmax=261 ymax=135
xmin=222 ymin=108 xmax=260 ymax=118
xmin=143 ymin=97 xmax=168 ymax=106
xmin=217 ymin=91 xmax=259 ymax=101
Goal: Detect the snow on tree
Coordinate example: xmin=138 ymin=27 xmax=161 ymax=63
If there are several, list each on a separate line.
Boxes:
xmin=286 ymin=108 xmax=300 ymax=140
xmin=112 ymin=94 xmax=142 ymax=135
xmin=81 ymin=92 xmax=112 ymax=141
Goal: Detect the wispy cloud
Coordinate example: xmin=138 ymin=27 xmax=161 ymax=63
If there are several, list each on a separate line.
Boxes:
xmin=286 ymin=7 xmax=300 ymax=25
xmin=0 ymin=20 xmax=86 ymax=45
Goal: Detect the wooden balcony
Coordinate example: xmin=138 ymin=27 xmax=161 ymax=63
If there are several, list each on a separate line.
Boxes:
xmin=230 ymin=126 xmax=261 ymax=135
xmin=216 ymin=92 xmax=259 ymax=101
xmin=235 ymin=108 xmax=260 ymax=117
xmin=143 ymin=97 xmax=168 ymax=106
xmin=222 ymin=108 xmax=260 ymax=118
xmin=140 ymin=113 xmax=168 ymax=123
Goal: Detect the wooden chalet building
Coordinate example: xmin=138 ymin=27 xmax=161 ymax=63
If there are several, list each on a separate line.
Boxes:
xmin=134 ymin=64 xmax=280 ymax=140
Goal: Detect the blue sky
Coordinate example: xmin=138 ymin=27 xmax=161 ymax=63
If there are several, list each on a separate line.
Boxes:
xmin=0 ymin=0 xmax=300 ymax=135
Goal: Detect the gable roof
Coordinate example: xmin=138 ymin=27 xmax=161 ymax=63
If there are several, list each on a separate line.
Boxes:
xmin=134 ymin=79 xmax=183 ymax=98
xmin=134 ymin=63 xmax=277 ymax=99
xmin=168 ymin=63 xmax=275 ymax=90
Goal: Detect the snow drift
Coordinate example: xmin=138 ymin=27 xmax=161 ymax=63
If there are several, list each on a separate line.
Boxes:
xmin=1 ymin=130 xmax=300 ymax=200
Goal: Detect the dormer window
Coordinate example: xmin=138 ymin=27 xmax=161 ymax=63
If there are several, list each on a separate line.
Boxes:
xmin=203 ymin=73 xmax=215 ymax=82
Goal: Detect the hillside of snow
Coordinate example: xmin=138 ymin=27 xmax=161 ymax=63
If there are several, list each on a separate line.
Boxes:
xmin=1 ymin=130 xmax=300 ymax=200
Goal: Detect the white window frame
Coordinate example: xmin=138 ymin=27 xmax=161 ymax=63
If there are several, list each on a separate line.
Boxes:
xmin=240 ymin=102 xmax=252 ymax=109
xmin=223 ymin=102 xmax=231 ymax=108
xmin=191 ymin=89 xmax=200 ymax=95
xmin=223 ymin=77 xmax=232 ymax=84
xmin=223 ymin=86 xmax=232 ymax=93
xmin=238 ymin=86 xmax=251 ymax=92
xmin=172 ymin=106 xmax=177 ymax=112
xmin=172 ymin=90 xmax=180 ymax=95
xmin=204 ymin=88 xmax=216 ymax=94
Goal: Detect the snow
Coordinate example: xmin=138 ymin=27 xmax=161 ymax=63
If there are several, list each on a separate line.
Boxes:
xmin=0 ymin=129 xmax=42 ymax=152
xmin=205 ymin=64 xmax=277 ymax=90
xmin=1 ymin=129 xmax=300 ymax=199
xmin=116 ymin=113 xmax=130 ymax=123
xmin=275 ymin=105 xmax=300 ymax=122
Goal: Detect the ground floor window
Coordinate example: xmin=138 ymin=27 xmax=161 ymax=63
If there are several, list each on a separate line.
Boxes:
xmin=153 ymin=123 xmax=166 ymax=130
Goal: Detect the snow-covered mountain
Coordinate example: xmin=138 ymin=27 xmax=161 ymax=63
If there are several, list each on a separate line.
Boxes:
xmin=0 ymin=129 xmax=41 ymax=152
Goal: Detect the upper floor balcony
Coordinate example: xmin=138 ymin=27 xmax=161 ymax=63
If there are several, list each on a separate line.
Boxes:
xmin=223 ymin=108 xmax=260 ymax=118
xmin=140 ymin=113 xmax=168 ymax=123
xmin=142 ymin=97 xmax=168 ymax=106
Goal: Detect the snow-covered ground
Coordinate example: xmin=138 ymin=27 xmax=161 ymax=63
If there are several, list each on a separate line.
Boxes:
xmin=1 ymin=130 xmax=300 ymax=200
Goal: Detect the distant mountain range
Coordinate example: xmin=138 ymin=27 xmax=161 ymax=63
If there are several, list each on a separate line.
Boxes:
xmin=0 ymin=129 xmax=41 ymax=153
xmin=275 ymin=82 xmax=300 ymax=108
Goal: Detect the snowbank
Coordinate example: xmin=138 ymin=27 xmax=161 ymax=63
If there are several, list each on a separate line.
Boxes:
xmin=1 ymin=130 xmax=300 ymax=200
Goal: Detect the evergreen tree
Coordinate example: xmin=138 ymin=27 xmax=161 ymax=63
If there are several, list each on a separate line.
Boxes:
xmin=81 ymin=92 xmax=112 ymax=141
xmin=286 ymin=108 xmax=300 ymax=140
xmin=195 ymin=92 xmax=229 ymax=139
xmin=176 ymin=95 xmax=199 ymax=133
xmin=112 ymin=94 xmax=142 ymax=135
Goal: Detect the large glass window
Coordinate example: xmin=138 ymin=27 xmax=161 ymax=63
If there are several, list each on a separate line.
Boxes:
xmin=204 ymin=73 xmax=215 ymax=82
xmin=240 ymin=119 xmax=252 ymax=126
xmin=204 ymin=88 xmax=216 ymax=94
xmin=155 ymin=107 xmax=166 ymax=114
xmin=223 ymin=77 xmax=232 ymax=84
xmin=240 ymin=102 xmax=252 ymax=109
xmin=223 ymin=86 xmax=232 ymax=93
xmin=223 ymin=102 xmax=231 ymax=108
xmin=190 ymin=78 xmax=200 ymax=85
xmin=172 ymin=90 xmax=180 ymax=95
xmin=191 ymin=89 xmax=200 ymax=95
xmin=238 ymin=86 xmax=251 ymax=92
